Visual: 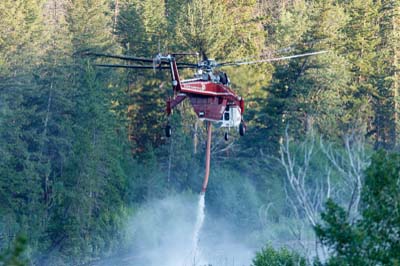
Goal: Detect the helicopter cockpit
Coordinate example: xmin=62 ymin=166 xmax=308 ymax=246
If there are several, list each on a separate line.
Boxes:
xmin=220 ymin=105 xmax=241 ymax=128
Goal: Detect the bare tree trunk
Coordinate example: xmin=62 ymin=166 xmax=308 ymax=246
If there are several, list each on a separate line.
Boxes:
xmin=41 ymin=76 xmax=53 ymax=206
xmin=279 ymin=126 xmax=332 ymax=260
xmin=113 ymin=0 xmax=119 ymax=33
xmin=280 ymin=126 xmax=320 ymax=227
xmin=394 ymin=5 xmax=399 ymax=146
xmin=39 ymin=0 xmax=61 ymax=229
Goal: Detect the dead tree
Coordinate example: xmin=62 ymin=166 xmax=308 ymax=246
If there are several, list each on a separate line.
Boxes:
xmin=320 ymin=131 xmax=370 ymax=220
xmin=279 ymin=127 xmax=331 ymax=227
xmin=279 ymin=126 xmax=370 ymax=260
xmin=279 ymin=126 xmax=331 ymax=260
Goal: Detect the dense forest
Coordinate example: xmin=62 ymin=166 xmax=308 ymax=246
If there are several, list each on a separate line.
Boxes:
xmin=0 ymin=0 xmax=399 ymax=265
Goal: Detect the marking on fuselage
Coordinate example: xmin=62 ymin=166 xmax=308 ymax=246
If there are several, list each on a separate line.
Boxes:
xmin=184 ymin=85 xmax=206 ymax=91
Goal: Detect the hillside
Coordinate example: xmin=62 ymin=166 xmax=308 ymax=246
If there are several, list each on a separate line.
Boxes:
xmin=0 ymin=1 xmax=399 ymax=265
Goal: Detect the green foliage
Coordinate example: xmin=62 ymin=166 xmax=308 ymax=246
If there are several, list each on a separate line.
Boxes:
xmin=1 ymin=0 xmax=132 ymax=264
xmin=66 ymin=0 xmax=114 ymax=53
xmin=0 ymin=235 xmax=29 ymax=266
xmin=360 ymin=150 xmax=400 ymax=264
xmin=174 ymin=0 xmax=234 ymax=56
xmin=0 ymin=0 xmax=43 ymax=75
xmin=173 ymin=0 xmax=264 ymax=58
xmin=371 ymin=0 xmax=400 ymax=149
xmin=316 ymin=150 xmax=400 ymax=265
xmin=315 ymin=199 xmax=365 ymax=265
xmin=115 ymin=0 xmax=171 ymax=151
xmin=252 ymin=245 xmax=307 ymax=266
xmin=117 ymin=0 xmax=166 ymax=54
xmin=0 ymin=0 xmax=47 ymax=254
xmin=155 ymin=113 xmax=202 ymax=192
xmin=249 ymin=1 xmax=353 ymax=154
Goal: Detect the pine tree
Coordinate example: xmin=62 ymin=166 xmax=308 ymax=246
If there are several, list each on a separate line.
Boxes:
xmin=338 ymin=0 xmax=380 ymax=137
xmin=316 ymin=150 xmax=400 ymax=265
xmin=173 ymin=0 xmax=264 ymax=58
xmin=251 ymin=0 xmax=351 ymax=154
xmin=0 ymin=0 xmax=48 ymax=252
xmin=115 ymin=0 xmax=170 ymax=152
xmin=174 ymin=0 xmax=234 ymax=56
xmin=372 ymin=0 xmax=400 ymax=149
xmin=117 ymin=0 xmax=167 ymax=54
xmin=14 ymin=0 xmax=133 ymax=264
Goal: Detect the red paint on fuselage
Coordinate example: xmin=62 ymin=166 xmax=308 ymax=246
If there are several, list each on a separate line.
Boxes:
xmin=189 ymin=95 xmax=227 ymax=121
xmin=182 ymin=81 xmax=240 ymax=121
xmin=181 ymin=81 xmax=238 ymax=99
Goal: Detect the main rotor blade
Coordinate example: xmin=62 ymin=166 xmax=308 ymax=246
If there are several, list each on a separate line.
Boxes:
xmin=176 ymin=62 xmax=199 ymax=67
xmin=87 ymin=53 xmax=200 ymax=67
xmin=95 ymin=64 xmax=198 ymax=69
xmin=87 ymin=52 xmax=158 ymax=63
xmin=219 ymin=50 xmax=328 ymax=67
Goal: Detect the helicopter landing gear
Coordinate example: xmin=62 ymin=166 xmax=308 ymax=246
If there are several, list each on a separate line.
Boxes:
xmin=224 ymin=132 xmax=229 ymax=141
xmin=239 ymin=122 xmax=245 ymax=136
xmin=165 ymin=124 xmax=172 ymax=137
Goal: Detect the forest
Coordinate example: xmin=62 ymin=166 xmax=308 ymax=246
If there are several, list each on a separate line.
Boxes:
xmin=0 ymin=0 xmax=399 ymax=265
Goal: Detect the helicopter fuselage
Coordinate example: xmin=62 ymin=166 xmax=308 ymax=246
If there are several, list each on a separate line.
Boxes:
xmin=165 ymin=55 xmax=245 ymax=131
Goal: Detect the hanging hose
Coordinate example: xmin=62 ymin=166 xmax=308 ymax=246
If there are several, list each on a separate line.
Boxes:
xmin=201 ymin=121 xmax=212 ymax=194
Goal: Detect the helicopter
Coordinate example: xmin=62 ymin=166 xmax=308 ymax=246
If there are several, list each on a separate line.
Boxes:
xmin=88 ymin=50 xmax=327 ymax=141
xmin=88 ymin=49 xmax=327 ymax=193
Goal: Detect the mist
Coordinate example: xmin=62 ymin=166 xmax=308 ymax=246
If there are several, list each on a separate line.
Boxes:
xmin=117 ymin=193 xmax=256 ymax=266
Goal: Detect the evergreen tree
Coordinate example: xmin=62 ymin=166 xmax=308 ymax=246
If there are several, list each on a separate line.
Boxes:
xmin=338 ymin=0 xmax=380 ymax=138
xmin=251 ymin=0 xmax=350 ymax=154
xmin=0 ymin=0 xmax=47 ymax=252
xmin=115 ymin=0 xmax=170 ymax=152
xmin=34 ymin=0 xmax=131 ymax=264
xmin=0 ymin=235 xmax=29 ymax=266
xmin=372 ymin=0 xmax=400 ymax=149
xmin=316 ymin=150 xmax=400 ymax=265
xmin=174 ymin=0 xmax=234 ymax=56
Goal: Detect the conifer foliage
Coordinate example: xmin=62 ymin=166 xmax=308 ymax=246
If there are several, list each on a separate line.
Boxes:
xmin=1 ymin=0 xmax=131 ymax=264
xmin=0 ymin=0 xmax=400 ymax=265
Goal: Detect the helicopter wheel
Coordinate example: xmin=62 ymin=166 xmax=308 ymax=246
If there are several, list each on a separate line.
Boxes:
xmin=239 ymin=122 xmax=245 ymax=136
xmin=224 ymin=132 xmax=229 ymax=141
xmin=165 ymin=125 xmax=172 ymax=137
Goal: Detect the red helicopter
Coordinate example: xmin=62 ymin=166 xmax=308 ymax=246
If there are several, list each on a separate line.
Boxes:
xmin=89 ymin=50 xmax=327 ymax=141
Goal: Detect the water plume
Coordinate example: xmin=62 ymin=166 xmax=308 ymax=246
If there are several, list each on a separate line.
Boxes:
xmin=191 ymin=193 xmax=206 ymax=264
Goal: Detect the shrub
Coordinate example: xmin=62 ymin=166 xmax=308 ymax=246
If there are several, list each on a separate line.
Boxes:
xmin=252 ymin=245 xmax=307 ymax=266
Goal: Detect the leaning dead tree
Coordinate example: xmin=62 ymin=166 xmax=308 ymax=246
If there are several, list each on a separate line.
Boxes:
xmin=279 ymin=126 xmax=331 ymax=260
xmin=279 ymin=127 xmax=328 ymax=228
xmin=320 ymin=131 xmax=370 ymax=220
